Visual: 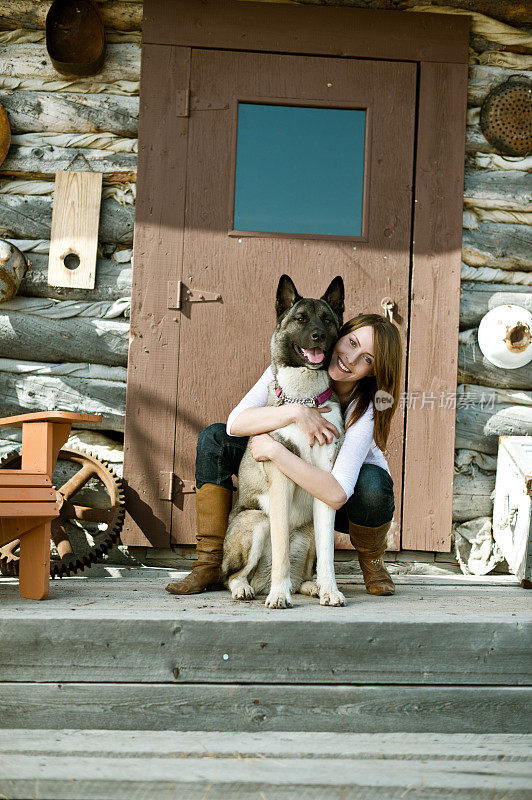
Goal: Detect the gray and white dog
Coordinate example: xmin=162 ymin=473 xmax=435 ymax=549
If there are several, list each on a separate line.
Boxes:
xmin=221 ymin=275 xmax=346 ymax=609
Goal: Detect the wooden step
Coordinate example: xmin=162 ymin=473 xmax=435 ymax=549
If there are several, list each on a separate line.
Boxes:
xmin=1 ymin=731 xmax=531 ymax=800
xmin=1 ymin=570 xmax=530 ymax=732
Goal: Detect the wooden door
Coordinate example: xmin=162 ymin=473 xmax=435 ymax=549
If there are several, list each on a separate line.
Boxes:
xmin=171 ymin=49 xmax=416 ymax=544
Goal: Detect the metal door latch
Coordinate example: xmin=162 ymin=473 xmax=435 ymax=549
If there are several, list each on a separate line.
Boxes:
xmin=159 ymin=471 xmax=196 ymax=500
xmin=168 ymin=280 xmax=222 ymax=310
xmin=381 ymin=297 xmax=395 ymax=322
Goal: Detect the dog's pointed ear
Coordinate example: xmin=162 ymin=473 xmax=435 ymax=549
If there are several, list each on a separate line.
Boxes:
xmin=321 ymin=276 xmax=345 ymax=324
xmin=276 ymin=275 xmax=301 ymax=319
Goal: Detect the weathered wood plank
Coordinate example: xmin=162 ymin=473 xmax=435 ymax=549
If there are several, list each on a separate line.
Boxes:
xmin=459 ymin=282 xmax=532 ymax=329
xmin=462 ymin=223 xmax=532 ymax=271
xmin=20 ymin=252 xmax=132 ymax=301
xmin=2 ymin=750 xmax=531 ymax=799
xmin=0 ymin=91 xmax=138 ymax=135
xmin=0 ymin=683 xmax=529 ymax=734
xmin=464 ymin=170 xmax=531 ymax=210
xmin=0 ymin=43 xmax=141 ymax=84
xmin=0 ymin=2 xmax=143 ymax=31
xmin=143 ymin=0 xmax=469 ymax=63
xmin=4 ymin=730 xmax=530 ymax=761
xmin=1 ymin=146 xmax=136 ymax=179
xmin=0 ymin=309 xmax=128 ymax=366
xmin=458 ymin=336 xmax=532 ymax=390
xmin=452 ymin=467 xmax=495 ymax=522
xmin=122 ymin=44 xmax=191 ymax=549
xmin=402 ymin=60 xmax=467 ymax=552
xmin=48 ymin=171 xmax=102 ymax=290
xmin=0 ymin=196 xmax=134 ymax=243
xmin=1 ymin=616 xmax=529 ymax=684
xmin=0 ymin=374 xmax=125 ymax=432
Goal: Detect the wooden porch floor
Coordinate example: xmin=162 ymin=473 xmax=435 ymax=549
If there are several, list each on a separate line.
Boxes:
xmin=1 ymin=568 xmax=530 ymax=798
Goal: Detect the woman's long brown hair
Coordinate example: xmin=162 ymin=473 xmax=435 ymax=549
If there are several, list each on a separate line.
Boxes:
xmin=339 ymin=314 xmax=403 ymax=453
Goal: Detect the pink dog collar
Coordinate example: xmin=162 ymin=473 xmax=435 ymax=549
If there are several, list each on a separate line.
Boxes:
xmin=275 ymin=385 xmax=333 ymax=407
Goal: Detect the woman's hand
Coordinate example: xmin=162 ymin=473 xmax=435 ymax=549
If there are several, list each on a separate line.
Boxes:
xmin=294 ymin=405 xmax=340 ymax=447
xmin=249 ymin=433 xmax=279 ymax=462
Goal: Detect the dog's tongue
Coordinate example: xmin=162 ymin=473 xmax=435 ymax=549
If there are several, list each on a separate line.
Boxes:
xmin=301 ymin=347 xmax=325 ymax=364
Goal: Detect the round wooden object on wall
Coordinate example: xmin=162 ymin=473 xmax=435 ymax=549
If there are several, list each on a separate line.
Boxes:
xmin=46 ymin=0 xmax=105 ymax=76
xmin=0 ymin=102 xmax=10 ymax=168
xmin=480 ymin=75 xmax=532 ymax=157
xmin=0 ymin=239 xmax=29 ymax=303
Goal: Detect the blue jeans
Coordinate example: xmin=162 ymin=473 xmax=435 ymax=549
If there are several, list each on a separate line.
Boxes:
xmin=195 ymin=423 xmax=395 ymax=530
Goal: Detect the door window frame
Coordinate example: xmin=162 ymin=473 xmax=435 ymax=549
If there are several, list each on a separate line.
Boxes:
xmin=122 ymin=0 xmax=469 ymax=553
xmin=227 ymin=95 xmax=372 ymax=242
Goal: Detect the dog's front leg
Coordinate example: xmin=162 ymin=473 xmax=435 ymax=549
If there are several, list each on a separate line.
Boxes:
xmin=264 ymin=464 xmax=294 ymax=609
xmin=313 ymin=498 xmax=345 ymax=606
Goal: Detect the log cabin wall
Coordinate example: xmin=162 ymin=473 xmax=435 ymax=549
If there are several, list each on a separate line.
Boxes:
xmin=0 ymin=0 xmax=530 ymax=562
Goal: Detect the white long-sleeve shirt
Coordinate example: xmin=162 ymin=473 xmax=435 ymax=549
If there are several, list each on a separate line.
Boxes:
xmin=227 ymin=365 xmax=390 ymax=501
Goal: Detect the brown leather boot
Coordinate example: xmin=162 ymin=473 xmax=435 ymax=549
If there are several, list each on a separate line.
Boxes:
xmin=165 ymin=483 xmax=232 ymax=595
xmin=349 ymin=521 xmax=395 ymax=596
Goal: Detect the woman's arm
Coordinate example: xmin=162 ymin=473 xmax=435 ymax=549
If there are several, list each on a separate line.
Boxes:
xmin=249 ymin=434 xmax=348 ymax=510
xmin=230 ymin=404 xmax=301 ymax=437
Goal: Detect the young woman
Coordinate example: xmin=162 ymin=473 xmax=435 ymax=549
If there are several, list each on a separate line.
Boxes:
xmin=166 ymin=313 xmax=402 ymax=597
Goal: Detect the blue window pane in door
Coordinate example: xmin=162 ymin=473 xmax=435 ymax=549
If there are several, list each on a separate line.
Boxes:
xmin=234 ymin=103 xmax=366 ymax=236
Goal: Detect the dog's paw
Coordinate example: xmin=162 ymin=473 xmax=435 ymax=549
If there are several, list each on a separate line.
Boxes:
xmin=319 ymin=587 xmax=346 ymax=607
xmin=231 ymin=583 xmax=255 ymax=601
xmin=265 ymin=589 xmax=293 ymax=609
xmin=299 ymin=580 xmax=319 ymax=597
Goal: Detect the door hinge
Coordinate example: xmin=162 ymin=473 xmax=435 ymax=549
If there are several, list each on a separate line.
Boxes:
xmin=159 ymin=471 xmax=196 ymax=500
xmin=168 ymin=280 xmax=222 ymax=310
xmin=176 ymin=88 xmax=190 ymax=118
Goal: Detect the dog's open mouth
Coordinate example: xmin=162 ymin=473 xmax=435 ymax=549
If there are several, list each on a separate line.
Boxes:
xmin=295 ymin=345 xmax=325 ymax=366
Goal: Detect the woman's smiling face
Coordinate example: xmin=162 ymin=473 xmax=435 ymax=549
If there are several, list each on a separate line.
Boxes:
xmin=328 ymin=325 xmax=375 ymax=384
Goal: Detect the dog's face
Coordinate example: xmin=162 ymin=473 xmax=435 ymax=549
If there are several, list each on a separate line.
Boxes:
xmin=271 ymin=275 xmax=345 ymax=370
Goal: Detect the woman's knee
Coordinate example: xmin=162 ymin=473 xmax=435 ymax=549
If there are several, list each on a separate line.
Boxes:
xmin=347 ymin=465 xmax=395 ymax=527
xmin=197 ymin=423 xmax=228 ymax=457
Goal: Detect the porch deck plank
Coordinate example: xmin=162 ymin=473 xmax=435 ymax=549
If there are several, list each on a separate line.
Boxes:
xmin=2 ymin=751 xmax=531 ymax=800
xmin=1 ymin=683 xmax=529 ymax=734
xmin=2 ymin=730 xmax=530 ymax=760
xmin=1 ymin=571 xmax=530 ymax=686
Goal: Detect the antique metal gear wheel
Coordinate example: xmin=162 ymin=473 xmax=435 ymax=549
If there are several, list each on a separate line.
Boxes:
xmin=0 ymin=446 xmax=125 ymax=578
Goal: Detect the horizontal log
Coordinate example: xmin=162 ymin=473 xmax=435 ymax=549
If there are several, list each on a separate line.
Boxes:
xmin=0 ymin=309 xmax=129 ymax=366
xmin=462 ymin=223 xmax=532 ymax=271
xmin=0 ymin=357 xmax=127 ymax=382
xmin=458 ymin=336 xmax=531 ymax=390
xmin=0 ymin=373 xmax=125 ymax=432
xmin=463 ymin=170 xmax=531 ymax=210
xmin=455 ymin=401 xmax=532 ymax=455
xmin=452 ymin=467 xmax=495 ymax=522
xmin=1 ymin=684 xmax=530 ymax=735
xmin=0 ymin=91 xmax=138 ymax=135
xmin=0 ymin=196 xmax=134 ymax=243
xmin=459 ymin=281 xmax=532 ymax=329
xmin=457 ymin=383 xmax=532 ymax=407
xmin=1 ymin=295 xmax=130 ymax=320
xmin=466 ymin=124 xmax=498 ymax=155
xmin=0 ymin=42 xmax=140 ymax=84
xmin=467 ymin=65 xmax=526 ymax=107
xmin=1 ymin=145 xmax=136 ymax=180
xmin=404 ymin=0 xmax=532 ymax=27
xmin=0 ymin=1 xmax=142 ymax=31
xmin=20 ymin=252 xmax=132 ymax=301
